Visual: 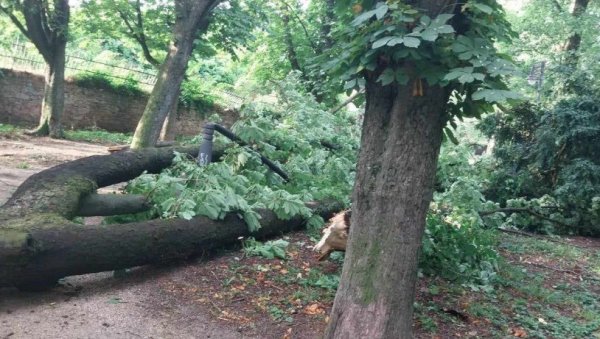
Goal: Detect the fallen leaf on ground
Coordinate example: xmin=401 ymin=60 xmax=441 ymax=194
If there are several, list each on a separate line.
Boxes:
xmin=304 ymin=303 xmax=325 ymax=315
xmin=510 ymin=327 xmax=528 ymax=337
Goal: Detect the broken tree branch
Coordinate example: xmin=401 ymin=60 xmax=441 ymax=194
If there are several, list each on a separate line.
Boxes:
xmin=479 ymin=207 xmax=571 ymax=229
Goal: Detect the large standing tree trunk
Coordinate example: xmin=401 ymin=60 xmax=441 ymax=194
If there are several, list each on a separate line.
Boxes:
xmin=33 ymin=46 xmax=67 ymax=138
xmin=1 ymin=0 xmax=70 ymax=138
xmin=130 ymin=0 xmax=220 ymax=149
xmin=324 ymin=70 xmax=447 ymax=339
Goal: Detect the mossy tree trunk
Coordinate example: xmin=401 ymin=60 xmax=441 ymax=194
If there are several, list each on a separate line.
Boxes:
xmin=130 ymin=0 xmax=220 ymax=149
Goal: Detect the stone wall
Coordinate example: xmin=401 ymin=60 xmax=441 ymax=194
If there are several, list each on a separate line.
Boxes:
xmin=0 ymin=69 xmax=237 ymax=136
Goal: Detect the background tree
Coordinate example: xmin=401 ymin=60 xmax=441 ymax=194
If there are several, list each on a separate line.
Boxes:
xmin=321 ymin=1 xmax=517 ymax=336
xmin=239 ymin=0 xmax=342 ymax=105
xmin=0 ymin=0 xmax=70 ymax=137
xmin=78 ymin=0 xmax=258 ymax=147
xmin=130 ymin=0 xmax=220 ymax=149
xmin=506 ymin=0 xmax=598 ymax=97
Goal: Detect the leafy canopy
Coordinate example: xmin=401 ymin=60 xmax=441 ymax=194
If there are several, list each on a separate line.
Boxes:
xmin=321 ymin=0 xmax=520 ymax=121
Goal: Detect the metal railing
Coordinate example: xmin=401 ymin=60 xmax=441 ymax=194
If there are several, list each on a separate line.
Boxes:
xmin=0 ymin=39 xmax=247 ymax=109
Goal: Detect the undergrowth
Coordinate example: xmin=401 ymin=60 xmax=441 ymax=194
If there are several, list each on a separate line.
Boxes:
xmin=64 ymin=128 xmax=132 ymax=144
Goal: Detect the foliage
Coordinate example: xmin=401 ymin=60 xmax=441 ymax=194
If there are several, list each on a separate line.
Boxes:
xmin=422 ymin=133 xmax=501 ymax=286
xmin=124 ymin=74 xmax=357 ymax=230
xmin=72 ymin=72 xmax=145 ymax=97
xmin=321 ymin=0 xmax=520 ymax=125
xmin=243 ymin=237 xmax=289 ymax=259
xmin=503 ymin=0 xmax=600 ymax=101
xmin=237 ymin=0 xmax=342 ymax=104
xmin=0 ymin=123 xmax=21 ymax=135
xmin=480 ymin=96 xmax=600 ymax=235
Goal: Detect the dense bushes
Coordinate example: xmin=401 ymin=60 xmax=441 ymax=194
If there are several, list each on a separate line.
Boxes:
xmin=480 ymin=97 xmax=600 ymax=236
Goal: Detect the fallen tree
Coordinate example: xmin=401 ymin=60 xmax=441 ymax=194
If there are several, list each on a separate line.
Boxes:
xmin=0 ymin=147 xmax=341 ymax=290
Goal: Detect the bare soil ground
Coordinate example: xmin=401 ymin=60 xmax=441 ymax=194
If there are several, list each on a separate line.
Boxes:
xmin=1 ymin=133 xmax=599 ymax=339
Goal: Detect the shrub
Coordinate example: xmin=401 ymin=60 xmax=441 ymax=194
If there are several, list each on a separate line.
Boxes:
xmin=72 ymin=72 xmax=145 ymax=97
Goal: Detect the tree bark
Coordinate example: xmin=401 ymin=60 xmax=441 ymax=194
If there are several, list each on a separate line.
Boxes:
xmin=130 ymin=0 xmax=220 ymax=149
xmin=324 ymin=2 xmax=454 ymax=334
xmin=77 ymin=194 xmax=150 ymax=217
xmin=0 ymin=200 xmax=340 ymax=290
xmin=159 ymin=103 xmax=179 ymax=142
xmin=29 ymin=48 xmax=67 ymax=138
xmin=282 ymin=14 xmax=304 ymax=75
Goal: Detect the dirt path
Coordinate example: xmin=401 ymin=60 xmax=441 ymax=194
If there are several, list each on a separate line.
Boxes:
xmin=0 ymin=135 xmax=252 ymax=339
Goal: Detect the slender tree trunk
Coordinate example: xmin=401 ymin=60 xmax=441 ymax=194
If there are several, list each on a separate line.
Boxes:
xmin=319 ymin=0 xmax=335 ymax=51
xmin=29 ymin=47 xmax=66 ymax=138
xmin=130 ymin=0 xmax=219 ymax=149
xmin=563 ymin=0 xmax=590 ymax=92
xmin=282 ymin=14 xmax=304 ymax=75
xmin=324 ymin=68 xmax=447 ymax=336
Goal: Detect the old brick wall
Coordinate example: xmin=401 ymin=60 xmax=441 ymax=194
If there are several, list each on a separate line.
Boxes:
xmin=0 ymin=69 xmax=238 ymax=135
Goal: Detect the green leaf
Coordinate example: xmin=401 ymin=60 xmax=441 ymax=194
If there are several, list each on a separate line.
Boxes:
xmin=433 ymin=13 xmax=454 ymax=24
xmin=421 ymin=29 xmax=438 ymax=42
xmin=473 ymin=3 xmax=493 ymax=14
xmin=472 ymin=89 xmax=522 ymax=102
xmin=377 ymin=68 xmax=395 ymax=86
xmin=372 ymin=36 xmax=394 ymax=49
xmin=374 ymin=3 xmax=388 ymax=20
xmin=351 ymin=9 xmax=376 ymax=26
xmin=437 ymin=25 xmax=455 ymax=34
xmin=387 ymin=37 xmax=404 ymax=46
xmin=444 ymin=127 xmax=459 ymax=145
xmin=344 ymin=79 xmax=357 ymax=89
xmin=403 ymin=37 xmax=421 ymax=48
xmin=179 ymin=210 xmax=195 ymax=220
xmin=243 ymin=211 xmax=261 ymax=232
xmin=444 ymin=67 xmax=474 ymax=82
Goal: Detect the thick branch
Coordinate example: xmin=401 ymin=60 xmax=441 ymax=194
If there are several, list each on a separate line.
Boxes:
xmin=77 ymin=194 xmax=151 ymax=216
xmin=330 ymin=89 xmax=365 ymax=114
xmin=1 ymin=146 xmax=212 ymax=218
xmin=0 ymin=201 xmax=342 ymax=289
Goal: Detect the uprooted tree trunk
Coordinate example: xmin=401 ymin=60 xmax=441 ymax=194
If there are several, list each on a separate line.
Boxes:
xmin=0 ymin=147 xmax=341 ymax=290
